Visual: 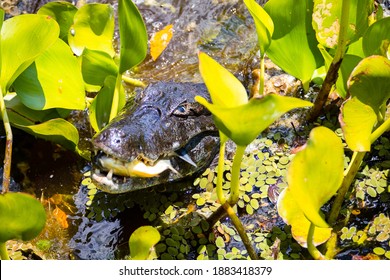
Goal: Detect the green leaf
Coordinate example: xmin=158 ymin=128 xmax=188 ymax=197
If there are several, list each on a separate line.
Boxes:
xmin=0 ymin=14 xmax=59 ymax=92
xmin=363 ymin=17 xmax=390 ymax=58
xmin=37 ymin=1 xmax=78 ymax=43
xmin=13 ymin=39 xmax=86 ymax=110
xmin=81 ymin=48 xmax=118 ymax=92
xmin=89 ymin=75 xmax=125 ymax=132
xmin=118 ymin=0 xmax=148 ymax=73
xmin=198 ymin=52 xmax=248 ymax=107
xmin=244 ymin=0 xmax=274 ymax=57
xmin=129 ymin=226 xmax=160 ymax=260
xmin=340 ymin=55 xmax=390 ymax=151
xmin=68 ymin=3 xmax=115 ymax=57
xmin=12 ymin=118 xmax=79 ymax=151
xmin=286 ymin=126 xmax=344 ymax=228
xmin=312 ymin=0 xmax=372 ymax=49
xmin=195 ymin=94 xmax=312 ymax=146
xmin=264 ymin=0 xmax=323 ymax=90
xmin=277 ymin=188 xmax=332 ymax=247
xmin=0 ymin=192 xmax=46 ymax=243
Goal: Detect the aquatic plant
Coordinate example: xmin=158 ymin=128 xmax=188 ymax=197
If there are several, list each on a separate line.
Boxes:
xmin=195 ymin=51 xmax=312 ymax=259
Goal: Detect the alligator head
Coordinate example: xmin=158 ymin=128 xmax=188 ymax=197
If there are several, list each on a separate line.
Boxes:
xmin=91 ymin=82 xmax=219 ymax=193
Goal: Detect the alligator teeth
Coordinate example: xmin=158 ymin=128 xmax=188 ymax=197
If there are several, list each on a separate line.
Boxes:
xmin=107 ymin=169 xmax=114 ymax=180
xmin=175 ymin=149 xmax=197 ymax=167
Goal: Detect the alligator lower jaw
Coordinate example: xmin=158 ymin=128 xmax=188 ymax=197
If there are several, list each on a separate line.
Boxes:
xmin=91 ymin=153 xmax=179 ymax=192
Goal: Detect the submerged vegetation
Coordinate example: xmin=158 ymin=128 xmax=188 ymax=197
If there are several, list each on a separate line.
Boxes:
xmin=1 ymin=0 xmax=390 ymax=260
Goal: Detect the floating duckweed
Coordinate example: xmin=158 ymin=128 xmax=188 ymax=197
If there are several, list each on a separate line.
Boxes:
xmin=367 ymin=187 xmax=377 ymax=198
xmin=196 ymin=197 xmax=206 ymax=206
xmin=81 ymin=177 xmax=92 ymax=185
xmin=155 ymin=243 xmax=167 ymax=253
xmin=215 ymin=236 xmax=225 ymax=248
xmin=199 ymin=177 xmax=209 ymax=189
xmin=385 ymin=251 xmax=390 ymax=259
xmin=373 ymin=247 xmax=386 ymax=255
xmin=250 ymin=198 xmax=260 ymax=210
xmin=246 ymin=204 xmax=254 ymax=215
xmin=161 ymin=253 xmax=173 ymax=260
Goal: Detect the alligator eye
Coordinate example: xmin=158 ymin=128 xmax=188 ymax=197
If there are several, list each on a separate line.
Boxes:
xmin=172 ymin=103 xmax=190 ymax=117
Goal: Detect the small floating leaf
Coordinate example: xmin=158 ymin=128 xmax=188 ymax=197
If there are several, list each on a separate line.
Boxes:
xmin=129 ymin=226 xmax=160 ymax=260
xmin=373 ymin=247 xmax=386 ymax=256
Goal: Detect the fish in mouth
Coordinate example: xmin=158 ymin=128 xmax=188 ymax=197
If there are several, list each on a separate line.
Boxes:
xmin=91 ymin=82 xmax=219 ymax=193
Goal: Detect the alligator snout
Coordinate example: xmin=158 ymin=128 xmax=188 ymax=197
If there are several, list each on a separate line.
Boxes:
xmin=91 ymin=82 xmax=219 ymax=193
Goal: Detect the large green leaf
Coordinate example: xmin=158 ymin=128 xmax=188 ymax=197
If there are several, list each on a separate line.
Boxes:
xmin=340 ymin=55 xmax=390 ymax=151
xmin=68 ymin=3 xmax=115 ymax=57
xmin=37 ymin=1 xmax=78 ymax=43
xmin=13 ymin=39 xmax=85 ymax=110
xmin=362 ymin=17 xmax=390 ymax=58
xmin=12 ymin=118 xmax=79 ymax=151
xmin=0 ymin=14 xmax=59 ymax=92
xmin=264 ymin=0 xmax=323 ymax=90
xmin=118 ymin=0 xmax=148 ymax=73
xmin=277 ymin=188 xmax=332 ymax=247
xmin=195 ymin=94 xmax=312 ymax=146
xmin=129 ymin=226 xmax=160 ymax=260
xmin=81 ymin=48 xmax=118 ymax=92
xmin=312 ymin=0 xmax=373 ymax=49
xmin=244 ymin=0 xmax=274 ymax=57
xmin=286 ymin=126 xmax=344 ymax=228
xmin=89 ymin=75 xmax=125 ymax=132
xmin=0 ymin=192 xmax=46 ymax=243
xmin=198 ymin=52 xmax=247 ymax=107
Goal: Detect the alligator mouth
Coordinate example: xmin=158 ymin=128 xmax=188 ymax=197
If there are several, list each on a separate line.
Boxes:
xmin=92 ymin=152 xmax=182 ymax=191
xmin=91 ymin=132 xmax=219 ymax=193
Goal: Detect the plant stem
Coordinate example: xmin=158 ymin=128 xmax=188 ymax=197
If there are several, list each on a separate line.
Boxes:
xmin=0 ymin=242 xmax=10 ymax=260
xmin=258 ymin=55 xmax=265 ymax=97
xmin=222 ymin=202 xmax=259 ymax=260
xmin=308 ymin=0 xmax=351 ymax=122
xmin=216 ymin=139 xmax=227 ymax=205
xmin=121 ymin=75 xmax=146 ymax=88
xmin=109 ymin=74 xmax=125 ymax=121
xmin=0 ymin=88 xmax=12 ymax=194
xmin=228 ymin=145 xmax=246 ymax=205
xmin=370 ymin=116 xmax=390 ymax=143
xmin=307 ymin=223 xmax=327 ymax=260
xmin=328 ymin=151 xmax=365 ymax=226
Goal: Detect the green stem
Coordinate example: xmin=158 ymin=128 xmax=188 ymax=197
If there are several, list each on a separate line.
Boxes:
xmin=216 ymin=139 xmax=227 ymax=205
xmin=0 ymin=88 xmax=12 ymax=194
xmin=308 ymin=0 xmax=351 ymax=121
xmin=0 ymin=242 xmax=10 ymax=260
xmin=307 ymin=223 xmax=327 ymax=260
xmin=259 ymin=55 xmax=265 ymax=96
xmin=228 ymin=145 xmax=246 ymax=206
xmin=370 ymin=117 xmax=390 ymax=144
xmin=121 ymin=75 xmax=146 ymax=88
xmin=328 ymin=151 xmax=365 ymax=226
xmin=222 ymin=202 xmax=259 ymax=260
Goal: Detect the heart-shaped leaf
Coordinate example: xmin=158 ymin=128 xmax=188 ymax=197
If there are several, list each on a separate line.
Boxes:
xmin=37 ymin=1 xmax=78 ymax=43
xmin=80 ymin=48 xmax=118 ymax=92
xmin=362 ymin=16 xmax=390 ymax=58
xmin=277 ymin=188 xmax=332 ymax=247
xmin=118 ymin=0 xmax=148 ymax=73
xmin=340 ymin=55 xmax=390 ymax=151
xmin=1 ymin=14 xmax=59 ymax=92
xmin=198 ymin=52 xmax=248 ymax=107
xmin=195 ymin=94 xmax=312 ymax=146
xmin=244 ymin=0 xmax=274 ymax=57
xmin=129 ymin=226 xmax=160 ymax=260
xmin=13 ymin=38 xmax=85 ymax=110
xmin=286 ymin=126 xmax=344 ymax=228
xmin=0 ymin=192 xmax=46 ymax=243
xmin=264 ymin=0 xmax=323 ymax=90
xmin=312 ymin=0 xmax=372 ymax=49
xmin=68 ymin=3 xmax=115 ymax=57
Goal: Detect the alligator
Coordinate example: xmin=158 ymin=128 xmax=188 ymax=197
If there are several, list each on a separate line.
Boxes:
xmin=91 ymin=82 xmax=219 ymax=193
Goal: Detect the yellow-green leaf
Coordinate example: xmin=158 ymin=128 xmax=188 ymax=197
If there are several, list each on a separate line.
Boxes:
xmin=287 ymin=126 xmax=344 ymax=228
xmin=0 ymin=192 xmax=46 ymax=242
xmin=68 ymin=3 xmax=115 ymax=57
xmin=198 ymin=52 xmax=248 ymax=108
xmin=195 ymin=94 xmax=312 ymax=146
xmin=129 ymin=226 xmax=160 ymax=260
xmin=244 ymin=0 xmax=274 ymax=57
xmin=277 ymin=188 xmax=332 ymax=247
